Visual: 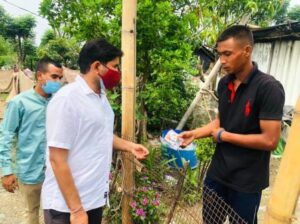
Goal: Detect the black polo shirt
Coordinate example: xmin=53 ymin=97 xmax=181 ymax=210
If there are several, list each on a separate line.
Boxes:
xmin=207 ymin=62 xmax=285 ymax=193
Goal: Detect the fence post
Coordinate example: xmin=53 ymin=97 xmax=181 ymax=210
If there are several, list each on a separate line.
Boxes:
xmin=264 ymin=97 xmax=300 ymax=224
xmin=121 ymin=0 xmax=137 ymax=223
xmin=165 ymin=162 xmax=189 ymax=224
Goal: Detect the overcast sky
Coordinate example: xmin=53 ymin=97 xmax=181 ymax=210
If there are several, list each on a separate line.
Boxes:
xmin=1 ymin=0 xmax=300 ymax=46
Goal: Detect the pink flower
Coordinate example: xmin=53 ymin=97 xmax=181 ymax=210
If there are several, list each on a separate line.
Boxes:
xmin=136 ymin=208 xmax=146 ymax=217
xmin=142 ymin=187 xmax=148 ymax=192
xmin=130 ymin=201 xmax=137 ymax=209
xmin=142 ymin=197 xmax=148 ymax=206
xmin=152 ymin=199 xmax=160 ymax=206
xmin=156 ymin=193 xmax=161 ymax=199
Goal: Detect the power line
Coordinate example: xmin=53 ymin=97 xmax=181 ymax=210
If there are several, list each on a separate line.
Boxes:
xmin=0 ymin=0 xmax=45 ymax=19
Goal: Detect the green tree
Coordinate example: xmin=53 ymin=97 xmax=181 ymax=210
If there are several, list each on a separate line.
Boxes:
xmin=23 ymin=39 xmax=38 ymax=70
xmin=288 ymin=5 xmax=300 ymax=22
xmin=4 ymin=15 xmax=36 ymax=66
xmin=173 ymin=0 xmax=282 ymax=46
xmin=0 ymin=5 xmax=11 ymax=37
xmin=39 ymin=0 xmax=118 ymax=40
xmin=40 ymin=29 xmax=56 ymax=46
xmin=38 ymin=36 xmax=80 ymax=69
xmin=136 ymin=1 xmax=198 ymax=138
xmin=0 ymin=36 xmax=16 ymax=68
xmin=273 ymin=0 xmax=290 ymax=24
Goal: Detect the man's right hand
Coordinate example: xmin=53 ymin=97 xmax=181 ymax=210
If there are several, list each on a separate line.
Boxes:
xmin=2 ymin=174 xmax=18 ymax=193
xmin=178 ymin=130 xmax=196 ymax=147
xmin=70 ymin=210 xmax=88 ymax=224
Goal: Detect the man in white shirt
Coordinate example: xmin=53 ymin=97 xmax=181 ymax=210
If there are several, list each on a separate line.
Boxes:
xmin=42 ymin=39 xmax=149 ymax=224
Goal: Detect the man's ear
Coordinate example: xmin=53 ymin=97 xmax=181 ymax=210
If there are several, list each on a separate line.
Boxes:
xmin=36 ymin=71 xmax=43 ymax=81
xmin=244 ymin=45 xmax=253 ymax=58
xmin=90 ymin=61 xmax=101 ymax=71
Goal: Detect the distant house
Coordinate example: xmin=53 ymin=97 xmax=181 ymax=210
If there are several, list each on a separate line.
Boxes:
xmin=252 ymin=22 xmax=300 ymax=106
xmin=194 ymin=46 xmax=216 ymax=73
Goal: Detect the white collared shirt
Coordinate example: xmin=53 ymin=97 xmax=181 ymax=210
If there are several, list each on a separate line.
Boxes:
xmin=42 ymin=75 xmax=114 ymax=212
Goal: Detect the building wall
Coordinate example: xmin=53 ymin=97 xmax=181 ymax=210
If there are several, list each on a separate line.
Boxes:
xmin=253 ymin=40 xmax=300 ymax=106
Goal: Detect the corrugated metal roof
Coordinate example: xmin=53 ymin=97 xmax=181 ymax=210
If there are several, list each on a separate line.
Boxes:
xmin=252 ymin=22 xmax=300 ymax=42
xmin=253 ymin=40 xmax=300 ymax=106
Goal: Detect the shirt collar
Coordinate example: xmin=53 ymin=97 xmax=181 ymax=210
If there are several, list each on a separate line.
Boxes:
xmin=32 ymin=87 xmax=51 ymax=103
xmin=100 ymin=78 xmax=106 ymax=94
xmin=243 ymin=62 xmax=258 ymax=85
xmin=76 ymin=75 xmax=106 ymax=96
xmin=224 ymin=62 xmax=259 ymax=85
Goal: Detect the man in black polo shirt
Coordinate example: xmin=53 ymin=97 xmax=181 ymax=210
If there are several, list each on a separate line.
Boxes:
xmin=179 ymin=25 xmax=285 ymax=224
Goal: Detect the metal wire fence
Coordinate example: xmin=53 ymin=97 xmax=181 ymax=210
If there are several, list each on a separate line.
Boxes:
xmin=202 ymin=186 xmax=247 ymax=224
xmin=103 ymin=149 xmax=247 ymax=224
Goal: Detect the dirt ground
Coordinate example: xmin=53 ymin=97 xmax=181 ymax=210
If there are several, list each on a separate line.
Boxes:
xmin=1 ymin=157 xmax=299 ymax=224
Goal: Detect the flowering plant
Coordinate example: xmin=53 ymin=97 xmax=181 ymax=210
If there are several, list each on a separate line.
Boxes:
xmin=130 ymin=176 xmax=164 ymax=224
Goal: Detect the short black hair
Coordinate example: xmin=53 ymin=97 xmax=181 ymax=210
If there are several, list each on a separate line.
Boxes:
xmin=217 ymin=25 xmax=254 ymax=46
xmin=36 ymin=57 xmax=62 ymax=73
xmin=78 ymin=38 xmax=123 ymax=74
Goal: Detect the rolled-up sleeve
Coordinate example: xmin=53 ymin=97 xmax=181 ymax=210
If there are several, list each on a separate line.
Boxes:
xmin=46 ymin=96 xmax=78 ymax=150
xmin=0 ymin=101 xmax=20 ymax=176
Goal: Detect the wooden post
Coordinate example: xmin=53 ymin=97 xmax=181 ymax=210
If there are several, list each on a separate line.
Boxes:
xmin=121 ymin=0 xmax=137 ymax=223
xmin=165 ymin=162 xmax=189 ymax=224
xmin=176 ymin=60 xmax=221 ymax=130
xmin=264 ymin=97 xmax=300 ymax=224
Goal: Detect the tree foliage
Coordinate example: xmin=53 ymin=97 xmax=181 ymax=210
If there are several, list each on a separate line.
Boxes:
xmin=40 ymin=29 xmax=56 ymax=46
xmin=0 ymin=6 xmax=37 ymax=68
xmin=288 ymin=5 xmax=300 ymax=22
xmin=0 ymin=6 xmax=10 ymax=37
xmin=4 ymin=15 xmax=36 ymax=65
xmin=0 ymin=36 xmax=16 ymax=68
xmin=38 ymin=30 xmax=80 ymax=69
xmin=39 ymin=0 xmax=120 ymax=40
xmin=272 ymin=1 xmax=300 ymax=24
xmin=273 ymin=0 xmax=290 ymax=24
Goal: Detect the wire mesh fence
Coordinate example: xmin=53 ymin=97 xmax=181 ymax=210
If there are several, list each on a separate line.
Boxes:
xmin=103 ymin=149 xmax=247 ymax=224
xmin=202 ymin=186 xmax=247 ymax=224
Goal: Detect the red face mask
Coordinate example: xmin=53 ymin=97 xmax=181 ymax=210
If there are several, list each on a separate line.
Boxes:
xmin=101 ymin=67 xmax=121 ymax=90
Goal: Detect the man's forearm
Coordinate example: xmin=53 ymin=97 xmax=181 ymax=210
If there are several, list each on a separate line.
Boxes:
xmin=113 ymin=135 xmax=133 ymax=153
xmin=193 ymin=118 xmax=220 ymax=139
xmin=0 ymin=131 xmax=15 ymax=176
xmin=50 ymin=150 xmax=82 ymax=211
xmin=221 ymin=132 xmax=279 ymax=151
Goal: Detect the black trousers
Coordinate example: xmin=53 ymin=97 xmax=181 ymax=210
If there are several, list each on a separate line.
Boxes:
xmin=44 ymin=207 xmax=103 ymax=224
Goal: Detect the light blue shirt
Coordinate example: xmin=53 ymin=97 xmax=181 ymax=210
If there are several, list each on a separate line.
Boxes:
xmin=0 ymin=88 xmax=49 ymax=184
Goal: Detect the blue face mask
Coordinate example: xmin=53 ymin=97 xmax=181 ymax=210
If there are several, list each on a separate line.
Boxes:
xmin=42 ymin=80 xmax=62 ymax=94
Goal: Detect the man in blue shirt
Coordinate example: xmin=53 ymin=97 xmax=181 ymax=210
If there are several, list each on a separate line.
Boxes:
xmin=0 ymin=57 xmax=63 ymax=224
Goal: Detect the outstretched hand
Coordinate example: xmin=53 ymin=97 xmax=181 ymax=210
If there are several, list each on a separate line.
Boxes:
xmin=178 ymin=130 xmax=195 ymax=147
xmin=130 ymin=143 xmax=149 ymax=160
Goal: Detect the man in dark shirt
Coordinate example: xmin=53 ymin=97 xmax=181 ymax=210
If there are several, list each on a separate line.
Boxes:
xmin=179 ymin=25 xmax=285 ymax=223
